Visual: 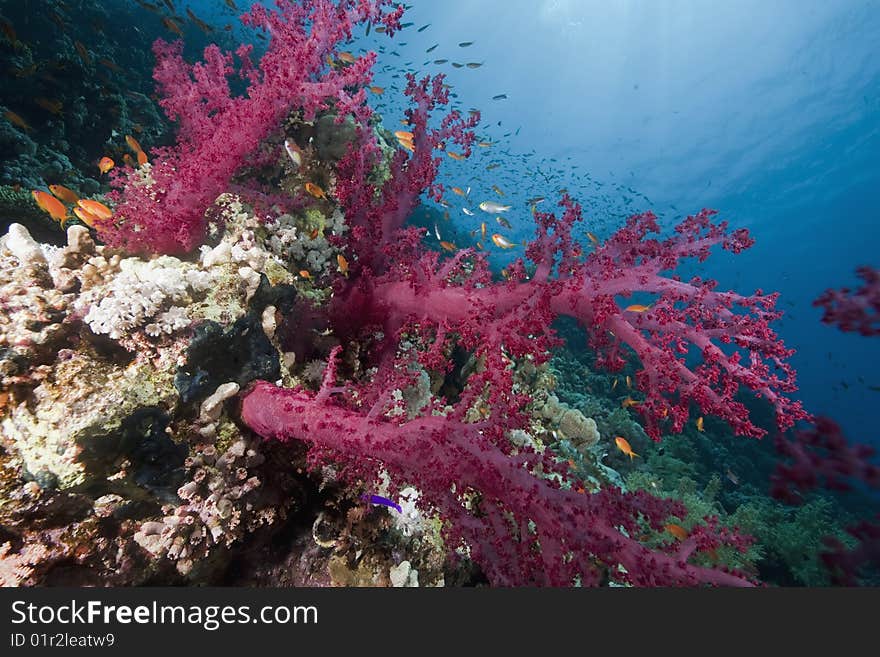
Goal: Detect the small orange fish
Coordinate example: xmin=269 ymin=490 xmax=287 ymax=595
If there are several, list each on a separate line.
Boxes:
xmin=49 ymin=184 xmax=79 ymax=204
xmin=621 ymin=396 xmax=639 ymax=409
xmin=368 ymin=85 xmax=384 ymax=95
xmin=611 ymin=378 xmax=618 ymax=391
xmin=32 ymin=190 xmax=67 ymax=222
xmin=74 ymin=41 xmax=92 ymax=67
xmin=614 ymin=436 xmax=639 ymax=460
xmin=696 ymin=416 xmax=704 ymax=432
xmin=73 ymin=206 xmax=101 ymax=228
xmin=626 ymin=375 xmax=632 ymax=389
xmin=337 ymin=254 xmax=349 ymax=276
xmin=587 ymin=232 xmax=599 ymax=245
xmin=394 ymin=130 xmax=414 ymax=141
xmin=439 ymin=241 xmax=457 ymax=252
xmin=125 ymin=135 xmax=143 ymax=153
xmin=123 ymin=153 xmax=136 ymax=168
xmin=304 ymin=182 xmax=326 ymax=199
xmin=137 ymin=149 xmax=149 ymax=166
xmin=447 ymin=151 xmax=465 ymax=160
xmin=98 ymin=157 xmax=115 ymax=174
xmin=337 ymin=51 xmax=357 ymax=64
xmin=35 ymin=97 xmax=63 ymax=115
xmin=4 ymin=110 xmax=30 ymax=132
xmin=481 ymin=222 xmax=487 ymax=240
xmin=299 ymin=270 xmax=312 ymax=279
xmin=477 ymin=141 xmax=493 ymax=148
xmin=491 ymin=233 xmax=515 ymax=249
xmin=77 ymin=199 xmax=112 ymax=220
xmin=451 ymin=186 xmax=466 ymax=197
xmin=309 ymin=228 xmax=320 ymax=240
xmin=625 ymin=304 xmax=652 ymax=313
xmin=186 ymin=7 xmax=213 ymax=34
xmin=1 ymin=19 xmax=17 ymax=45
xmin=98 ymin=58 xmax=122 ymax=73
xmin=162 ymin=17 xmax=184 ymax=37
xmin=665 ymin=524 xmax=689 ymax=541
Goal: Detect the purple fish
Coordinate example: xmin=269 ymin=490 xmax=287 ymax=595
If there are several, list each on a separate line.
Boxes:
xmin=361 ymin=493 xmax=402 ymax=513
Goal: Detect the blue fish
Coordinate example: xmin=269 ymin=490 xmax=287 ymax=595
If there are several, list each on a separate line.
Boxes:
xmin=361 ymin=493 xmax=402 ymax=513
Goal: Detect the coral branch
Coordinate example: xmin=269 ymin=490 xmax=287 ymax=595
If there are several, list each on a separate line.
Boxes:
xmin=814 ymin=266 xmax=880 ymax=336
xmin=241 ymin=381 xmax=755 ymax=586
xmin=98 ymin=0 xmax=403 ymax=254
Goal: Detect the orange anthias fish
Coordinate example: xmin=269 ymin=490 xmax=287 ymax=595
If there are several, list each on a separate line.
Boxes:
xmin=368 ymin=86 xmax=384 ymax=95
xmin=451 ymin=186 xmax=466 ymax=197
xmin=73 ymin=206 xmax=101 ymax=228
xmin=137 ymin=149 xmax=149 ymax=166
xmin=587 ymin=232 xmax=599 ymax=245
xmin=162 ymin=17 xmax=184 ymax=37
xmin=49 ymin=184 xmax=79 ymax=204
xmin=394 ymin=130 xmax=414 ymax=151
xmin=625 ymin=304 xmax=652 ymax=313
xmin=621 ymin=396 xmax=639 ymax=409
xmin=125 ymin=134 xmax=143 ymax=153
xmin=614 ymin=436 xmax=639 ymax=460
xmin=77 ymin=199 xmax=112 ymax=221
xmin=337 ymin=51 xmax=357 ymax=64
xmin=32 ymin=190 xmax=68 ymax=222
xmin=74 ymin=41 xmax=92 ymax=67
xmin=4 ymin=110 xmax=30 ymax=132
xmin=336 ymin=254 xmax=349 ymax=276
xmin=696 ymin=416 xmax=705 ymax=432
xmin=35 ymin=97 xmax=63 ymax=115
xmin=447 ymin=151 xmax=466 ymax=160
xmin=439 ymin=241 xmax=457 ymax=252
xmin=491 ymin=233 xmax=515 ymax=249
xmin=665 ymin=524 xmax=689 ymax=541
xmin=98 ymin=157 xmax=115 ymax=174
xmin=299 ymin=270 xmax=312 ymax=279
xmin=304 ymin=182 xmax=326 ymax=199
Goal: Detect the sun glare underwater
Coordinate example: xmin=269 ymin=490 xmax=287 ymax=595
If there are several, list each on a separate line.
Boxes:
xmin=0 ymin=0 xmax=878 ymax=587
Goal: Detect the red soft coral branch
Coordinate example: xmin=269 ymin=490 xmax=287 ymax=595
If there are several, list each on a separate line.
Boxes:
xmin=241 ymin=381 xmax=755 ymax=586
xmin=772 ymin=417 xmax=880 ymax=584
xmin=814 ymin=266 xmax=880 ymax=337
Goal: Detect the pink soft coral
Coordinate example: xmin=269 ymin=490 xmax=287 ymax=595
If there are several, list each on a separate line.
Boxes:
xmin=99 ymin=0 xmax=404 ymax=254
xmin=241 ymin=68 xmax=808 ymax=585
